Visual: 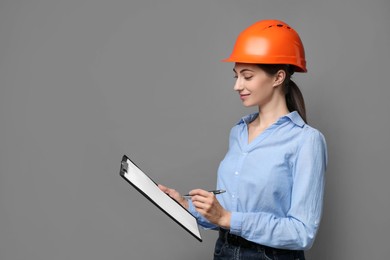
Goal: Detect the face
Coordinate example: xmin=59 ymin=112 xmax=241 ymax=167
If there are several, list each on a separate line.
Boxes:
xmin=233 ymin=63 xmax=282 ymax=108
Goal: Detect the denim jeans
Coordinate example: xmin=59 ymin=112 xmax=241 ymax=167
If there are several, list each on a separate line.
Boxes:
xmin=213 ymin=236 xmax=305 ymax=260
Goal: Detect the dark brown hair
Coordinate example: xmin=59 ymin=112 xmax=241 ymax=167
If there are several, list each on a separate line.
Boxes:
xmin=257 ymin=64 xmax=307 ymax=123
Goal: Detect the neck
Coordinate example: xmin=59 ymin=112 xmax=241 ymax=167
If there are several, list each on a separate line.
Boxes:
xmin=255 ymin=98 xmax=289 ymax=129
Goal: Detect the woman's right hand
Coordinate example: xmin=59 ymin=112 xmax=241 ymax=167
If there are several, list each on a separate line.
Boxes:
xmin=158 ymin=184 xmax=189 ymax=209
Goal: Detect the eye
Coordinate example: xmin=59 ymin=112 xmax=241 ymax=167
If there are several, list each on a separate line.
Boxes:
xmin=244 ymin=76 xmax=253 ymax=80
xmin=233 ymin=75 xmax=238 ymax=79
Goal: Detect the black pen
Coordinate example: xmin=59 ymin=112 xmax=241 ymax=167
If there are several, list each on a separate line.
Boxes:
xmin=183 ymin=189 xmax=226 ymax=197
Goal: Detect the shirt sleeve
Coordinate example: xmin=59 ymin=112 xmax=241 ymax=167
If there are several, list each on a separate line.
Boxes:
xmin=229 ymin=128 xmax=328 ymax=250
xmin=187 ymin=200 xmax=219 ymax=230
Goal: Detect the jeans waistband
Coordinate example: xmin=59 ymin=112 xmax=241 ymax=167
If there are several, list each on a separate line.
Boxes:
xmin=219 ymin=229 xmax=298 ymax=255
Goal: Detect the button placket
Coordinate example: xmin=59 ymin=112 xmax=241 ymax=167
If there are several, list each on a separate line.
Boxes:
xmin=231 ymin=151 xmax=249 ymax=205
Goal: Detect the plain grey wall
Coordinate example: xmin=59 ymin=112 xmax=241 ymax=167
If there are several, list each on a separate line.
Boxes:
xmin=1 ymin=0 xmax=389 ymax=259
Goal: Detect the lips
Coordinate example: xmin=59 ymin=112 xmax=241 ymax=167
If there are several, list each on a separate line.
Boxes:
xmin=240 ymin=93 xmax=250 ymax=100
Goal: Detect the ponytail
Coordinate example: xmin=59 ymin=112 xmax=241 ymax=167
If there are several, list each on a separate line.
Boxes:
xmin=257 ymin=64 xmax=307 ymax=123
xmin=285 ymin=80 xmax=307 ymax=123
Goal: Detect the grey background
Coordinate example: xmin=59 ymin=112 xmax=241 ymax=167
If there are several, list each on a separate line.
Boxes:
xmin=0 ymin=0 xmax=389 ymax=259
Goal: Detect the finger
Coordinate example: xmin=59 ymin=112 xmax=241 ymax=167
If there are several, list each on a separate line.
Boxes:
xmin=191 ymin=194 xmax=210 ymax=205
xmin=159 ymin=185 xmax=176 ymax=197
xmin=158 ymin=185 xmax=177 ymax=197
xmin=158 ymin=184 xmax=168 ymax=192
xmin=189 ymin=189 xmax=214 ymax=198
xmin=192 ymin=199 xmax=212 ymax=210
xmin=167 ymin=189 xmax=178 ymax=197
xmin=192 ymin=200 xmax=208 ymax=211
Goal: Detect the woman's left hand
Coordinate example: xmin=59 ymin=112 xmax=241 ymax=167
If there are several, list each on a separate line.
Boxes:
xmin=189 ymin=189 xmax=231 ymax=229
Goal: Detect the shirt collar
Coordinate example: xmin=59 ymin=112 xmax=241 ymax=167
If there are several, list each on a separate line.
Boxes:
xmin=283 ymin=111 xmax=306 ymax=127
xmin=237 ymin=111 xmax=305 ymax=128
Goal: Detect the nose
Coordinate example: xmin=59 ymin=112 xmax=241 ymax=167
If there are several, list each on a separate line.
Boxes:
xmin=233 ymin=78 xmax=244 ymax=92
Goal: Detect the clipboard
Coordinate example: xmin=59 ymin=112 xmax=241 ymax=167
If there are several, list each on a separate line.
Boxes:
xmin=119 ymin=155 xmax=202 ymax=242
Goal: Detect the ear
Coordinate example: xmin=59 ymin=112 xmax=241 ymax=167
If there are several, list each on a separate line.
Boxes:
xmin=272 ymin=70 xmax=286 ymax=87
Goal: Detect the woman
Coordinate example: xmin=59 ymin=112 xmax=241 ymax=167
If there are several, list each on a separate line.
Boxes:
xmin=159 ymin=19 xmax=327 ymax=260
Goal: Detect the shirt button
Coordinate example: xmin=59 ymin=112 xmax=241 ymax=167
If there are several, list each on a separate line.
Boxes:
xmin=235 ymin=171 xmax=239 ymax=175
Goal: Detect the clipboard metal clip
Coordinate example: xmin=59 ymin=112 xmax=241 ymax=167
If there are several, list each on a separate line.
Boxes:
xmin=121 ymin=161 xmax=128 ymax=174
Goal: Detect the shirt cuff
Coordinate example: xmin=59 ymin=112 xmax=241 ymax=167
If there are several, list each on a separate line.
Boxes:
xmin=229 ymin=211 xmax=243 ymax=236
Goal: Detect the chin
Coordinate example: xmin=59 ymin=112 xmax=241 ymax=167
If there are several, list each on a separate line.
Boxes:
xmin=242 ymin=101 xmax=257 ymax=107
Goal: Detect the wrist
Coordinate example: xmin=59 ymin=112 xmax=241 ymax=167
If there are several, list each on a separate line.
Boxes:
xmin=219 ymin=211 xmax=231 ymax=229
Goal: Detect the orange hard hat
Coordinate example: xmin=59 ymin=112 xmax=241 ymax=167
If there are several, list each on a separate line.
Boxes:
xmin=222 ymin=20 xmax=307 ymax=72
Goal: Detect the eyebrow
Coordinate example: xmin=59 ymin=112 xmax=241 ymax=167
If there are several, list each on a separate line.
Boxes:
xmin=233 ymin=68 xmax=255 ymax=74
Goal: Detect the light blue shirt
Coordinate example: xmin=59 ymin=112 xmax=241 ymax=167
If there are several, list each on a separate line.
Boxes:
xmin=188 ymin=111 xmax=327 ymax=250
